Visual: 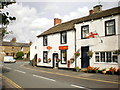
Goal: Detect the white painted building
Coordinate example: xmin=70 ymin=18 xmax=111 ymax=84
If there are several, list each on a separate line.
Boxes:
xmin=30 ymin=5 xmax=120 ymax=69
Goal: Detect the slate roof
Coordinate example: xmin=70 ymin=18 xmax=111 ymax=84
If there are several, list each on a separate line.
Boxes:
xmin=37 ymin=6 xmax=120 ymax=37
xmin=1 ymin=41 xmax=30 ymax=47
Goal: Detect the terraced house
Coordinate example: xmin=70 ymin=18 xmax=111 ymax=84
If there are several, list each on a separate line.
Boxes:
xmin=30 ymin=5 xmax=120 ymax=69
xmin=1 ymin=38 xmax=31 ymax=59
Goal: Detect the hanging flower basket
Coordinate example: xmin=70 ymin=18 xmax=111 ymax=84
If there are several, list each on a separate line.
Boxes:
xmin=56 ymin=58 xmax=61 ymax=62
xmin=86 ymin=51 xmax=93 ymax=57
xmin=74 ymin=51 xmax=80 ymax=57
xmin=70 ymin=58 xmax=74 ymax=63
xmin=47 ymin=58 xmax=51 ymax=63
xmin=38 ymin=58 xmax=41 ymax=62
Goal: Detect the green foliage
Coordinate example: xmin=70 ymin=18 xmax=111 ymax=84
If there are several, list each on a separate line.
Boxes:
xmin=16 ymin=52 xmax=24 ymax=59
xmin=0 ymin=0 xmax=16 ymax=39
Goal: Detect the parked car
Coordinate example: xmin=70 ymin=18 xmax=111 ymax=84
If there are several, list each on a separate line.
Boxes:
xmin=4 ymin=56 xmax=16 ymax=63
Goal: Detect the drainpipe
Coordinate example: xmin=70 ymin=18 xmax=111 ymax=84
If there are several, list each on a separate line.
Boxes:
xmin=74 ymin=27 xmax=77 ymax=67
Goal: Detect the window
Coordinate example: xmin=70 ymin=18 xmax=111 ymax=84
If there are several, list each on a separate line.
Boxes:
xmin=21 ymin=47 xmax=23 ymax=51
xmin=95 ymin=51 xmax=118 ymax=63
xmin=43 ymin=51 xmax=48 ymax=63
xmin=106 ymin=52 xmax=112 ymax=62
xmin=100 ymin=52 xmax=105 ymax=62
xmin=61 ymin=50 xmax=67 ymax=64
xmin=61 ymin=32 xmax=67 ymax=44
xmin=12 ymin=47 xmax=14 ymax=51
xmin=81 ymin=25 xmax=89 ymax=39
xmin=43 ymin=36 xmax=47 ymax=46
xmin=105 ymin=19 xmax=115 ymax=36
xmin=35 ymin=46 xmax=37 ymax=49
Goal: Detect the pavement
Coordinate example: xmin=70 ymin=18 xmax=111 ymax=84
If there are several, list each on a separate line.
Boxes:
xmin=23 ymin=63 xmax=120 ymax=84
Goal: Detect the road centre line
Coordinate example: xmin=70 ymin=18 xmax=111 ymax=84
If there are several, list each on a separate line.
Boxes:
xmin=71 ymin=84 xmax=86 ymax=89
xmin=33 ymin=74 xmax=56 ymax=82
xmin=14 ymin=69 xmax=26 ymax=74
xmin=21 ymin=65 xmax=120 ymax=84
xmin=4 ymin=67 xmax=12 ymax=70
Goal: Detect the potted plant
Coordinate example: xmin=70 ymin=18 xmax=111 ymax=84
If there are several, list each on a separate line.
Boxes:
xmin=74 ymin=51 xmax=80 ymax=57
xmin=86 ymin=51 xmax=93 ymax=57
xmin=74 ymin=67 xmax=80 ymax=72
xmin=56 ymin=58 xmax=61 ymax=62
xmin=86 ymin=66 xmax=93 ymax=73
xmin=38 ymin=58 xmax=41 ymax=62
xmin=93 ymin=67 xmax=99 ymax=73
xmin=47 ymin=58 xmax=51 ymax=63
xmin=102 ymin=68 xmax=107 ymax=74
xmin=109 ymin=67 xmax=116 ymax=75
xmin=70 ymin=58 xmax=74 ymax=63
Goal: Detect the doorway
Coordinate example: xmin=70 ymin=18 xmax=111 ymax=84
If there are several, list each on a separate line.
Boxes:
xmin=81 ymin=46 xmax=89 ymax=68
xmin=53 ymin=53 xmax=58 ymax=68
xmin=34 ymin=54 xmax=37 ymax=66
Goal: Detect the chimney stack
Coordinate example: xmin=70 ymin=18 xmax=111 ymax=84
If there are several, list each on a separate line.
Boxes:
xmin=93 ymin=5 xmax=102 ymax=13
xmin=11 ymin=37 xmax=16 ymax=43
xmin=54 ymin=18 xmax=62 ymax=25
xmin=89 ymin=10 xmax=94 ymax=15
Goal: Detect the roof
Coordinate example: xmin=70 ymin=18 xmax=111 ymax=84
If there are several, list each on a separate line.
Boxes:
xmin=37 ymin=6 xmax=120 ymax=37
xmin=1 ymin=41 xmax=30 ymax=47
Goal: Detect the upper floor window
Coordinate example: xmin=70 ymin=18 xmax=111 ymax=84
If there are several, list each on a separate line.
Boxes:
xmin=43 ymin=36 xmax=47 ymax=46
xmin=12 ymin=47 xmax=14 ymax=51
xmin=60 ymin=32 xmax=67 ymax=44
xmin=105 ymin=19 xmax=115 ymax=36
xmin=81 ymin=25 xmax=89 ymax=39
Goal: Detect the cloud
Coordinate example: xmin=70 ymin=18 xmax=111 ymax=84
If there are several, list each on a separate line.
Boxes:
xmin=3 ymin=3 xmax=53 ymax=43
xmin=54 ymin=6 xmax=89 ymax=22
xmin=3 ymin=3 xmax=89 ymax=43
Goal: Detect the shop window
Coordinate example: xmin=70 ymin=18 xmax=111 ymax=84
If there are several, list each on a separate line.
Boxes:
xmin=61 ymin=50 xmax=67 ymax=64
xmin=60 ymin=32 xmax=67 ymax=44
xmin=81 ymin=25 xmax=89 ymax=39
xmin=105 ymin=19 xmax=116 ymax=36
xmin=43 ymin=51 xmax=48 ymax=63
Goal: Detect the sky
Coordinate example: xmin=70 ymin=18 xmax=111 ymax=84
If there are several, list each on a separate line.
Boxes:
xmin=2 ymin=0 xmax=119 ymax=43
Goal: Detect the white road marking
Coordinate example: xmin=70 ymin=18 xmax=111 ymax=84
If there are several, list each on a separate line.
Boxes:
xmin=71 ymin=84 xmax=86 ymax=89
xmin=33 ymin=74 xmax=56 ymax=82
xmin=4 ymin=67 xmax=11 ymax=70
xmin=14 ymin=69 xmax=26 ymax=74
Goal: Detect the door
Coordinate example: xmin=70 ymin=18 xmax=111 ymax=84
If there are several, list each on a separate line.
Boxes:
xmin=53 ymin=53 xmax=58 ymax=68
xmin=34 ymin=54 xmax=37 ymax=66
xmin=81 ymin=46 xmax=89 ymax=68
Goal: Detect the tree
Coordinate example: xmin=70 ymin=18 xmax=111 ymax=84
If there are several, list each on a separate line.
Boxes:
xmin=16 ymin=51 xmax=24 ymax=59
xmin=0 ymin=0 xmax=16 ymax=39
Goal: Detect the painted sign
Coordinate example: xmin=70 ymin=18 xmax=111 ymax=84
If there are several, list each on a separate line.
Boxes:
xmin=59 ymin=46 xmax=68 ymax=50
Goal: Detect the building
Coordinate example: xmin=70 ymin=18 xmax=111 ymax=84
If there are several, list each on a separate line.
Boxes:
xmin=30 ymin=5 xmax=120 ymax=69
xmin=1 ymin=38 xmax=31 ymax=59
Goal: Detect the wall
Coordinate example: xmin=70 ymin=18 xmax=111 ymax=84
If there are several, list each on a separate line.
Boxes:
xmin=75 ymin=15 xmax=119 ymax=69
xmin=36 ymin=30 xmax=76 ymax=68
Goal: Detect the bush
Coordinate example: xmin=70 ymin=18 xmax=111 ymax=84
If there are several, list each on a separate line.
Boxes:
xmin=16 ymin=51 xmax=24 ymax=59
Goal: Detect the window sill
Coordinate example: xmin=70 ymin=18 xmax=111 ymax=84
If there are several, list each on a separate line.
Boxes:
xmin=94 ymin=62 xmax=118 ymax=64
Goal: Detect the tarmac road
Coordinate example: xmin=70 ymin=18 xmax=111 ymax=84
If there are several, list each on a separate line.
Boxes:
xmin=2 ymin=61 xmax=120 ymax=89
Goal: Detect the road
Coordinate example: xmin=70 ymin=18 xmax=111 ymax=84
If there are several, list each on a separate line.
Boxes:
xmin=1 ymin=61 xmax=120 ymax=89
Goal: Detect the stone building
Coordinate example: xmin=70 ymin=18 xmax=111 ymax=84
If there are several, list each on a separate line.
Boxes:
xmin=1 ymin=38 xmax=31 ymax=59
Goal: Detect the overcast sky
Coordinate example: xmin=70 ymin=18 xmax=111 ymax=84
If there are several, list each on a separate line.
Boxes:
xmin=3 ymin=0 xmax=119 ymax=43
